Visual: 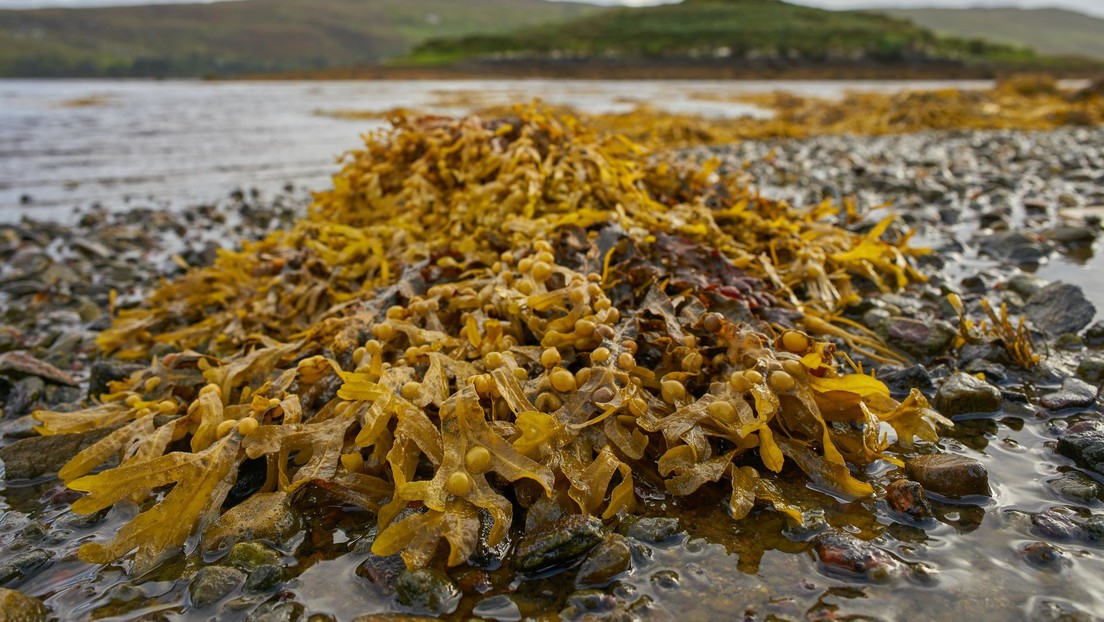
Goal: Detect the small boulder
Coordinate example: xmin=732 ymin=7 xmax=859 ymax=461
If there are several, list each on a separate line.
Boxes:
xmin=1040 ymin=378 xmax=1098 ymax=411
xmin=1045 ymin=471 xmax=1101 ymax=504
xmin=933 ymin=373 xmax=1002 ymax=418
xmin=1024 ymin=283 xmax=1096 ymax=336
xmin=225 ymin=542 xmax=280 ymax=572
xmin=203 ymin=492 xmax=303 ymax=551
xmin=905 ymin=454 xmax=990 ymax=498
xmin=514 ymin=515 xmax=605 ymax=574
xmin=0 ymin=588 xmax=48 ymax=622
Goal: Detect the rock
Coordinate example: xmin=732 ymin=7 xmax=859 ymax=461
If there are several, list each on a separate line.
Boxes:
xmin=877 ymin=365 xmax=934 ymax=394
xmin=1029 ymin=598 xmax=1096 ymax=622
xmin=1006 ymin=273 xmax=1048 ymax=300
xmin=514 ymin=514 xmax=605 ymax=573
xmin=472 ymin=594 xmax=522 ymax=622
xmin=0 ymin=549 xmax=53 ymax=585
xmin=1042 ymin=226 xmax=1096 ymax=245
xmin=87 ymin=360 xmax=144 ymax=400
xmin=0 ymin=427 xmax=119 ymax=480
xmin=884 ymin=479 xmax=934 ymax=520
xmin=963 ymin=358 xmax=1006 ymax=383
xmin=1076 ymin=356 xmax=1104 ymax=385
xmin=1084 ymin=516 xmax=1104 ymax=544
xmin=1045 ymin=472 xmax=1101 ymax=504
xmin=812 ymin=531 xmax=900 ymax=582
xmin=226 ymin=542 xmax=281 ymax=572
xmin=394 ymin=569 xmax=460 ymax=616
xmin=576 ymin=535 xmax=631 ymax=586
xmin=1030 ymin=510 xmax=1084 ymax=541
xmin=1024 ymin=283 xmax=1096 ymax=336
xmin=1085 ymin=321 xmax=1104 ymax=347
xmin=620 ymin=516 xmax=680 ymax=543
xmin=905 ymin=454 xmax=990 ymax=498
xmin=203 ymin=492 xmax=303 ymax=551
xmin=562 ymin=590 xmax=617 ymax=616
xmin=188 ymin=566 xmax=245 ymax=608
xmin=0 ymin=352 xmax=77 ymax=386
xmin=1055 ymin=426 xmax=1104 ymax=476
xmin=0 ymin=588 xmax=48 ymax=622
xmin=1040 ymin=378 xmax=1098 ymax=410
xmin=245 ymin=565 xmax=283 ymax=591
xmin=4 ymin=376 xmax=43 ymax=418
xmin=355 ymin=554 xmax=406 ymax=596
xmin=933 ymin=373 xmax=1002 ymax=418
xmin=1018 ymin=541 xmax=1071 ymax=573
xmin=883 ymin=317 xmax=956 ymax=358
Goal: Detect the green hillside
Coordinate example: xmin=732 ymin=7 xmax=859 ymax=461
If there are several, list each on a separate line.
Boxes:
xmin=407 ymin=0 xmax=1044 ymax=68
xmin=0 ymin=0 xmax=599 ymax=77
xmin=883 ymin=8 xmax=1104 ymax=62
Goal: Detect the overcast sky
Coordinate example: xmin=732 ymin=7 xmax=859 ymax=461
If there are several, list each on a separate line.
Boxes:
xmin=1 ymin=0 xmax=1102 ymax=19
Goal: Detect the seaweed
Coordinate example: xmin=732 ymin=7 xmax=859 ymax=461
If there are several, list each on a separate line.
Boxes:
xmin=37 ymin=105 xmax=950 ymax=572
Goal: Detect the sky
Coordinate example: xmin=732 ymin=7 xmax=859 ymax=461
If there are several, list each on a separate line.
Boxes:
xmin=1 ymin=0 xmax=1103 ymax=19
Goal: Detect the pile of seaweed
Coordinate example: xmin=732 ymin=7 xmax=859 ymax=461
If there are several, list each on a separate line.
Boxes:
xmin=36 ymin=106 xmax=953 ymax=574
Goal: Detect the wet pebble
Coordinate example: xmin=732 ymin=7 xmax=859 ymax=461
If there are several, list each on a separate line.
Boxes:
xmin=0 ymin=588 xmax=48 ymax=622
xmin=1075 ymin=356 xmax=1104 ymax=385
xmin=620 ymin=516 xmax=680 ymax=543
xmin=1018 ymin=541 xmax=1072 ymax=573
xmin=812 ymin=531 xmax=900 ymax=582
xmin=576 ymin=535 xmax=632 ymax=586
xmin=1030 ymin=509 xmax=1084 ymax=541
xmin=188 ymin=566 xmax=245 ymax=608
xmin=1040 ymin=378 xmax=1098 ymax=411
xmin=933 ymin=372 xmax=1003 ymax=418
xmin=883 ymin=316 xmax=956 ymax=358
xmin=1046 ymin=472 xmax=1101 ymax=504
xmin=884 ymin=479 xmax=934 ymax=520
xmin=905 ymin=454 xmax=990 ymax=498
xmin=394 ymin=569 xmax=460 ymax=616
xmin=514 ymin=514 xmax=605 ymax=573
xmin=1055 ymin=425 xmax=1104 ymax=477
xmin=472 ymin=594 xmax=522 ymax=622
xmin=1024 ymin=283 xmax=1097 ymax=336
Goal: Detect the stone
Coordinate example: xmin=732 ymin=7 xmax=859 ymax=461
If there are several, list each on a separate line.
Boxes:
xmin=1055 ymin=426 xmax=1104 ymax=476
xmin=0 ymin=352 xmax=77 ymax=386
xmin=1045 ymin=472 xmax=1101 ymax=504
xmin=620 ymin=516 xmax=680 ymax=543
xmin=243 ymin=601 xmax=305 ymax=622
xmin=933 ymin=373 xmax=1002 ymax=418
xmin=884 ymin=479 xmax=934 ymax=520
xmin=4 ymin=376 xmax=43 ymax=418
xmin=1006 ymin=273 xmax=1047 ymax=300
xmin=514 ymin=514 xmax=605 ymax=573
xmin=905 ymin=454 xmax=990 ymax=498
xmin=812 ymin=531 xmax=900 ymax=582
xmin=1018 ymin=541 xmax=1071 ymax=573
xmin=876 ymin=365 xmax=934 ymax=394
xmin=0 ymin=427 xmax=118 ymax=480
xmin=245 ymin=565 xmax=283 ymax=591
xmin=0 ymin=588 xmax=48 ymax=622
xmin=188 ymin=566 xmax=245 ymax=608
xmin=394 ymin=569 xmax=460 ymax=616
xmin=0 ymin=550 xmax=53 ymax=585
xmin=203 ymin=492 xmax=303 ymax=551
xmin=576 ymin=535 xmax=631 ymax=586
xmin=226 ymin=542 xmax=281 ymax=572
xmin=1085 ymin=321 xmax=1104 ymax=347
xmin=1023 ymin=283 xmax=1096 ymax=336
xmin=883 ymin=317 xmax=956 ymax=358
xmin=355 ymin=554 xmax=406 ymax=596
xmin=1030 ymin=510 xmax=1084 ymax=541
xmin=1076 ymin=356 xmax=1104 ymax=385
xmin=963 ymin=358 xmax=1006 ymax=383
xmin=1040 ymin=378 xmax=1098 ymax=411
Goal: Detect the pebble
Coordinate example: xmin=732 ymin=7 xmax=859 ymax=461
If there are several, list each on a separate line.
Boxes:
xmin=576 ymin=535 xmax=632 ymax=586
xmin=1045 ymin=471 xmax=1101 ymax=504
xmin=620 ymin=516 xmax=680 ymax=543
xmin=0 ymin=427 xmax=119 ymax=480
xmin=1040 ymin=378 xmax=1098 ymax=411
xmin=883 ymin=317 xmax=956 ymax=358
xmin=514 ymin=514 xmax=605 ymax=573
xmin=394 ymin=569 xmax=460 ymax=616
xmin=1018 ymin=541 xmax=1072 ymax=573
xmin=472 ymin=594 xmax=523 ymax=622
xmin=188 ymin=566 xmax=245 ymax=608
xmin=933 ymin=372 xmax=1003 ymax=418
xmin=812 ymin=531 xmax=900 ymax=582
xmin=905 ymin=454 xmax=990 ymax=498
xmin=884 ymin=479 xmax=934 ymax=520
xmin=1024 ymin=283 xmax=1097 ymax=336
xmin=1076 ymin=356 xmax=1104 ymax=385
xmin=0 ymin=588 xmax=48 ymax=622
xmin=1055 ymin=425 xmax=1104 ymax=476
xmin=202 ymin=491 xmax=303 ymax=551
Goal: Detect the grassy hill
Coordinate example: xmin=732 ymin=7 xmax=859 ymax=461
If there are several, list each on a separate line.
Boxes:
xmin=0 ymin=0 xmax=599 ymax=77
xmin=883 ymin=8 xmax=1104 ymax=62
xmin=407 ymin=0 xmax=1044 ymax=68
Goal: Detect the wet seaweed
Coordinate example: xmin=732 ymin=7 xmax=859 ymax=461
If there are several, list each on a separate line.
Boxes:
xmin=37 ymin=105 xmax=951 ymax=573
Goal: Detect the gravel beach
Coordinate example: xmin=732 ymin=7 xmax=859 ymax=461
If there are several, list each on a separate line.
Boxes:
xmin=0 ymin=126 xmax=1102 ymax=620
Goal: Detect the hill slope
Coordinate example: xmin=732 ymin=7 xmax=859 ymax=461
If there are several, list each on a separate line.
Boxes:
xmin=408 ymin=0 xmax=1043 ymax=69
xmin=883 ymin=8 xmax=1104 ymax=62
xmin=0 ymin=0 xmax=599 ymax=77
